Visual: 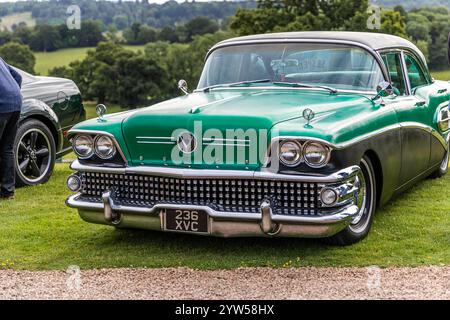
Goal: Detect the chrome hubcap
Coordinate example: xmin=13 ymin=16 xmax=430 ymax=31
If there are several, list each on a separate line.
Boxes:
xmin=16 ymin=129 xmax=52 ymax=183
xmin=349 ymin=159 xmax=373 ymax=234
xmin=440 ymin=148 xmax=449 ymax=172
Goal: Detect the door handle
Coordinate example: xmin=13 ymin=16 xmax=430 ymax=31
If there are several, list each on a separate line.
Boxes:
xmin=415 ymin=101 xmax=426 ymax=107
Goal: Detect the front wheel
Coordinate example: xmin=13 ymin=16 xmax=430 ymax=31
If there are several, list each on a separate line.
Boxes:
xmin=430 ymin=141 xmax=449 ymax=179
xmin=14 ymin=119 xmax=56 ymax=187
xmin=326 ymin=155 xmax=377 ymax=246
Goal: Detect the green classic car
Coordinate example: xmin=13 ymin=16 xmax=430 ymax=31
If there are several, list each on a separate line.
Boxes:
xmin=65 ymin=32 xmax=450 ymax=245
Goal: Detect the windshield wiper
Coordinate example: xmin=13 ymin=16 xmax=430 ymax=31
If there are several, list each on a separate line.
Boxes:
xmin=272 ymin=81 xmax=338 ymax=94
xmin=203 ymin=79 xmax=271 ymax=92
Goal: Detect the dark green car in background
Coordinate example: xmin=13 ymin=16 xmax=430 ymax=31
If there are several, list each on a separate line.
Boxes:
xmin=16 ymin=68 xmax=85 ymax=186
xmin=65 ymin=32 xmax=450 ymax=245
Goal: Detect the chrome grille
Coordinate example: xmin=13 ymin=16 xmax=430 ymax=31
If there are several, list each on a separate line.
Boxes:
xmin=79 ymin=172 xmax=320 ymax=215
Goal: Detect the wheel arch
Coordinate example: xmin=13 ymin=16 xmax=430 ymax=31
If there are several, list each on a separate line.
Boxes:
xmin=363 ymin=149 xmax=383 ymax=207
xmin=20 ymin=99 xmax=62 ymax=152
xmin=20 ymin=115 xmax=60 ymax=152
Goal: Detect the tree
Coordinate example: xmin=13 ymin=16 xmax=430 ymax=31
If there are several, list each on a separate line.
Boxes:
xmin=0 ymin=42 xmax=36 ymax=73
xmin=105 ymin=25 xmax=121 ymax=44
xmin=230 ymin=0 xmax=371 ymax=36
xmin=184 ymin=16 xmax=219 ymax=41
xmin=49 ymin=41 xmax=168 ymax=107
xmin=379 ymin=10 xmax=408 ymax=38
xmin=137 ymin=25 xmax=158 ymax=44
xmin=406 ymin=13 xmax=431 ymax=42
xmin=29 ymin=25 xmax=62 ymax=52
xmin=158 ymin=26 xmax=179 ymax=43
xmin=230 ymin=8 xmax=292 ymax=36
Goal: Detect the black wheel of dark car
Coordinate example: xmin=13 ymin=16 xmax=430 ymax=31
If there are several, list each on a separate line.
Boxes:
xmin=14 ymin=120 xmax=56 ymax=187
xmin=430 ymin=141 xmax=449 ymax=179
xmin=326 ymin=155 xmax=376 ymax=246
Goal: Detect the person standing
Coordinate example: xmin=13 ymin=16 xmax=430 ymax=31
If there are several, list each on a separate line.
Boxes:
xmin=0 ymin=58 xmax=22 ymax=200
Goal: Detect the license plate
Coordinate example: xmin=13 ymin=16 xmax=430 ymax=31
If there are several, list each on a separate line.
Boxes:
xmin=164 ymin=209 xmax=209 ymax=234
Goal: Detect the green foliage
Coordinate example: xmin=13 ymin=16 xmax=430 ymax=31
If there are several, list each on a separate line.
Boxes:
xmin=380 ymin=10 xmax=408 ymax=38
xmin=231 ymin=8 xmax=292 ymax=36
xmin=144 ymin=31 xmax=232 ymax=99
xmin=49 ymin=42 xmax=167 ymax=107
xmin=376 ymin=0 xmax=450 ymax=10
xmin=0 ymin=15 xmax=224 ymax=51
xmin=0 ymin=0 xmax=255 ymax=30
xmin=406 ymin=7 xmax=450 ymax=70
xmin=231 ymin=0 xmax=371 ymax=35
xmin=0 ymin=41 xmax=35 ymax=73
xmin=183 ymin=16 xmax=220 ymax=42
xmin=0 ymin=19 xmax=104 ymax=52
xmin=29 ymin=24 xmax=62 ymax=52
xmin=47 ymin=31 xmax=232 ymax=107
xmin=123 ymin=23 xmax=158 ymax=45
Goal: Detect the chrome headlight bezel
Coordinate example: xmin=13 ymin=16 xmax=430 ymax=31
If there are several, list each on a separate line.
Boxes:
xmin=303 ymin=141 xmax=331 ymax=168
xmin=278 ymin=140 xmax=302 ymax=167
xmin=72 ymin=134 xmax=94 ymax=159
xmin=94 ymin=135 xmax=117 ymax=160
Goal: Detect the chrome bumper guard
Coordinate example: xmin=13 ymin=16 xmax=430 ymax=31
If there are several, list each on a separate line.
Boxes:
xmin=66 ymin=161 xmax=362 ymax=238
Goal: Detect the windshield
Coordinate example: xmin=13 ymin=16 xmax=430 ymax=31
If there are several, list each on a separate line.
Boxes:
xmin=198 ymin=43 xmax=384 ymax=92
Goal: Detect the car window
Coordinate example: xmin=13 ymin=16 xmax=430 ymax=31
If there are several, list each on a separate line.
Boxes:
xmin=381 ymin=52 xmax=407 ymax=96
xmin=199 ymin=43 xmax=384 ymax=92
xmin=404 ymin=54 xmax=429 ymax=91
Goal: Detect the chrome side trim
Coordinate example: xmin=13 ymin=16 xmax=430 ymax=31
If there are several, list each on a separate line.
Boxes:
xmin=400 ymin=50 xmax=412 ymax=95
xmin=67 ymin=129 xmax=128 ymax=165
xmin=70 ymin=159 xmax=360 ymax=183
xmin=66 ymin=193 xmax=359 ymax=225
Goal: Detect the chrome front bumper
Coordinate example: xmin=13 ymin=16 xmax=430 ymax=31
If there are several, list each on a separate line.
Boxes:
xmin=66 ymin=161 xmax=362 ymax=238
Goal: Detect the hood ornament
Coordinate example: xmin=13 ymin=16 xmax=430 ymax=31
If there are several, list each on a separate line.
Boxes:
xmin=96 ymin=104 xmax=107 ymax=122
xmin=303 ymin=108 xmax=315 ymax=126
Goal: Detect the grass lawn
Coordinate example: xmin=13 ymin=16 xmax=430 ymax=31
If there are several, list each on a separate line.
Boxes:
xmin=34 ymin=45 xmax=147 ymax=75
xmin=0 ymin=163 xmax=449 ymax=270
xmin=432 ymin=70 xmax=450 ymax=81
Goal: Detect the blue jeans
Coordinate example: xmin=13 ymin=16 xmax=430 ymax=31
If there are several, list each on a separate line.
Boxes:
xmin=0 ymin=111 xmax=20 ymax=196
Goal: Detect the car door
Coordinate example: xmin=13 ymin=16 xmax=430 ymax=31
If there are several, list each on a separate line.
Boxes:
xmin=380 ymin=51 xmax=431 ymax=186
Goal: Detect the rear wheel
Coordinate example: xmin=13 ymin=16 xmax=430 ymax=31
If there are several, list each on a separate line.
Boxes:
xmin=14 ymin=120 xmax=56 ymax=187
xmin=326 ymin=155 xmax=376 ymax=246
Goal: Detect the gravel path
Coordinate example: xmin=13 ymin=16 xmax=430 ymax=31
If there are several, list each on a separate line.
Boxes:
xmin=1 ymin=267 xmax=450 ymax=300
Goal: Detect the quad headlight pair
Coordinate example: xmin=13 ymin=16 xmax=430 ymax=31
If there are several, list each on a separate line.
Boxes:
xmin=278 ymin=140 xmax=331 ymax=168
xmin=72 ymin=134 xmax=117 ymax=160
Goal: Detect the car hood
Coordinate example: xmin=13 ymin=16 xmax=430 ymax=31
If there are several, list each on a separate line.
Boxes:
xmin=21 ymin=75 xmax=80 ymax=102
xmin=122 ymin=89 xmax=374 ymax=168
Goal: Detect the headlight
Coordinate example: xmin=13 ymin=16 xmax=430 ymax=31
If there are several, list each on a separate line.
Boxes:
xmin=67 ymin=174 xmax=82 ymax=192
xmin=279 ymin=140 xmax=302 ymax=166
xmin=320 ymin=187 xmax=338 ymax=206
xmin=303 ymin=142 xmax=330 ymax=168
xmin=73 ymin=135 xmax=94 ymax=159
xmin=94 ymin=135 xmax=116 ymax=159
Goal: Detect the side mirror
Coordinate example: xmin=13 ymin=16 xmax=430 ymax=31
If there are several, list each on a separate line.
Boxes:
xmin=372 ymin=81 xmax=394 ymax=103
xmin=376 ymin=81 xmax=394 ymax=97
xmin=178 ymin=79 xmax=188 ymax=95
